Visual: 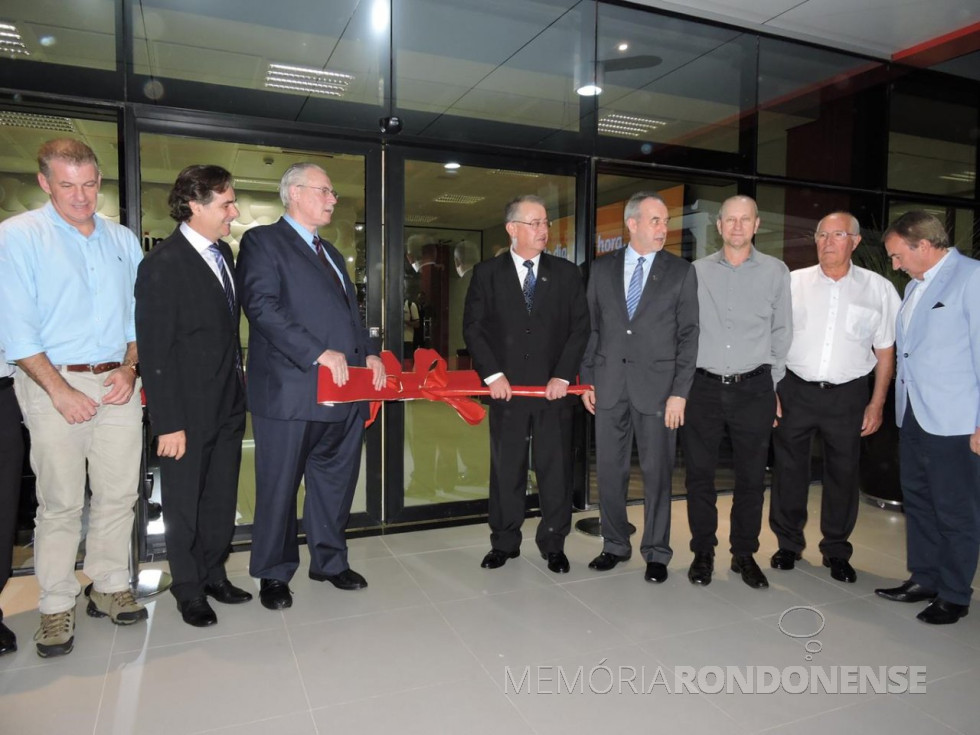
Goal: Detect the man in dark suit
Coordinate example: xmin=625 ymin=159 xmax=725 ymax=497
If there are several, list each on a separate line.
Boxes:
xmin=876 ymin=211 xmax=980 ymax=625
xmin=580 ymin=192 xmax=699 ymax=583
xmin=0 ymin=348 xmax=24 ymax=654
xmin=463 ymin=195 xmax=589 ymax=574
xmin=237 ymin=163 xmax=384 ymax=611
xmin=136 ymin=165 xmax=252 ymax=627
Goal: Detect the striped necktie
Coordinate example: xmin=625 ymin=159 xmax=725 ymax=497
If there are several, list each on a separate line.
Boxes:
xmin=207 ymin=244 xmax=236 ymax=315
xmin=626 ymin=256 xmax=645 ymax=319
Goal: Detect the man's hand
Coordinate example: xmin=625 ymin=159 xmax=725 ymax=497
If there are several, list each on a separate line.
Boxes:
xmin=157 ymin=430 xmax=187 ymax=460
xmin=860 ymin=401 xmax=885 ymax=437
xmin=545 ymin=378 xmax=568 ymax=401
xmin=317 ymin=349 xmax=349 ymax=386
xmin=664 ymin=396 xmax=686 ymax=429
xmin=970 ymin=427 xmax=980 ymax=456
xmin=488 ymin=375 xmax=512 ymax=401
xmin=50 ymin=384 xmax=99 ymax=424
xmin=366 ymin=354 xmax=386 ymax=391
xmin=101 ymin=366 xmax=137 ymax=406
xmin=581 ymin=389 xmax=596 ymax=415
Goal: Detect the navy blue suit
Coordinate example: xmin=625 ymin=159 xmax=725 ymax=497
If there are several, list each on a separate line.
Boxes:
xmin=238 ymin=218 xmax=375 ymax=581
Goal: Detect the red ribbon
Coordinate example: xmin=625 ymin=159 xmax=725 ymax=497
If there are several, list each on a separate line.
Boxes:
xmin=317 ymin=348 xmax=592 ymax=427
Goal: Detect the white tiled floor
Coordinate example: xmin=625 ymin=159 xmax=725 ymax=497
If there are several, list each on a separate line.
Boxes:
xmin=1 ymin=490 xmax=979 ymax=735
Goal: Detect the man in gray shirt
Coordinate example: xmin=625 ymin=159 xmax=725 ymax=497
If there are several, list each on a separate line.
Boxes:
xmin=682 ymin=195 xmax=792 ymax=589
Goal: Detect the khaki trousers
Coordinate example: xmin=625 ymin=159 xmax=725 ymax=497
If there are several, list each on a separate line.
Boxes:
xmin=15 ymin=368 xmax=142 ymax=614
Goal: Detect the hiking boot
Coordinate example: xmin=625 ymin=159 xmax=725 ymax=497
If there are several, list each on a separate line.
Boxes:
xmin=35 ymin=609 xmax=75 ymax=658
xmin=87 ymin=588 xmax=148 ymax=625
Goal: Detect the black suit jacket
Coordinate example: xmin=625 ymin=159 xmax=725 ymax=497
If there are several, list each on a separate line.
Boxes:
xmin=463 ymin=251 xmax=590 ymax=408
xmin=580 ymin=247 xmax=699 ymax=413
xmin=237 ymin=217 xmax=375 ymax=422
xmin=135 ymin=228 xmax=244 ymax=436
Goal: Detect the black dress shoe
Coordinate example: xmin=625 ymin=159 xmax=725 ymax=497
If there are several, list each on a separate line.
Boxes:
xmin=542 ymin=551 xmax=570 ymax=574
xmin=823 ymin=557 xmax=856 ymax=583
xmin=644 ymin=562 xmax=668 ymax=583
xmin=309 ymin=568 xmax=368 ymax=590
xmin=0 ymin=619 xmax=17 ymax=656
xmin=875 ymin=580 xmax=937 ymax=603
xmin=204 ymin=579 xmax=253 ymax=604
xmin=177 ymin=597 xmax=217 ymax=627
xmin=770 ymin=549 xmax=802 ymax=570
xmin=917 ymin=598 xmax=969 ymax=625
xmin=688 ymin=552 xmax=714 ymax=586
xmin=589 ymin=551 xmax=629 ymax=571
xmin=259 ymin=579 xmax=292 ymax=610
xmin=481 ymin=549 xmax=519 ymax=569
xmin=731 ymin=554 xmax=769 ymax=589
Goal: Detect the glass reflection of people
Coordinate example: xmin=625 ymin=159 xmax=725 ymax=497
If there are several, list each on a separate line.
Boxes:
xmin=463 ymin=195 xmax=589 ymax=574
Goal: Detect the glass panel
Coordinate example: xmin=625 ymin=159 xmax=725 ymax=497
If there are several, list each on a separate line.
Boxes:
xmin=139 ymin=133 xmax=368 ymax=522
xmin=888 ymin=201 xmax=979 ymax=257
xmin=393 ymin=0 xmax=594 ymax=150
xmin=130 ymin=0 xmax=388 ymax=124
xmin=755 ymin=184 xmax=884 ymax=271
xmin=591 ymin=172 xmax=737 ymax=505
xmin=596 ymin=4 xmax=750 ymax=160
xmin=402 ymin=159 xmax=576 ymax=505
xmin=0 ymin=113 xmax=120 ymax=573
xmin=757 ymin=38 xmax=887 ymax=188
xmin=888 ymin=72 xmax=978 ymax=198
xmin=0 ymin=0 xmax=116 ymax=71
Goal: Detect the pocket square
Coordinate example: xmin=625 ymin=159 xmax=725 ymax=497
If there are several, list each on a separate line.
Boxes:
xmin=931 ymin=302 xmax=945 ymax=309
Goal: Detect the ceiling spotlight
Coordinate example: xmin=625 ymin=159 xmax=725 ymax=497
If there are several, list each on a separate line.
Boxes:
xmin=354 ymin=223 xmax=365 ymax=232
xmin=618 ymin=42 xmax=629 ymax=52
xmin=576 ymin=84 xmax=602 ymax=97
xmin=39 ymin=34 xmax=57 ymax=47
xmin=443 ymin=162 xmax=460 ymax=171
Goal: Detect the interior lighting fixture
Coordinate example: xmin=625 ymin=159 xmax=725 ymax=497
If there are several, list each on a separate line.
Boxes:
xmin=264 ymin=63 xmax=353 ymax=97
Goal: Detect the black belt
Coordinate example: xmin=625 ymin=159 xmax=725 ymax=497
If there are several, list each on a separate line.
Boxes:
xmin=787 ymin=370 xmax=867 ymax=390
xmin=0 ymin=376 xmax=12 ymax=390
xmin=696 ymin=365 xmax=770 ymax=385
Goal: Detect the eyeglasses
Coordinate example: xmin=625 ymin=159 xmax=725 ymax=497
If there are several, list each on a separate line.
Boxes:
xmin=814 ymin=230 xmax=855 ymax=240
xmin=296 ymin=184 xmax=339 ymax=199
xmin=511 ymin=219 xmax=551 ymax=230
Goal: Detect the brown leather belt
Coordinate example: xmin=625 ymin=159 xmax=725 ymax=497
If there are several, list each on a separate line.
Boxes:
xmin=65 ymin=362 xmax=121 ymax=375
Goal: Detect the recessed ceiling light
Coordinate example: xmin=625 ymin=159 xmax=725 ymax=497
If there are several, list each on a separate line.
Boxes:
xmin=443 ymin=162 xmax=461 ymax=170
xmin=434 ymin=193 xmax=484 ymax=204
xmin=618 ymin=42 xmax=629 ymax=52
xmin=264 ymin=63 xmax=353 ymax=97
xmin=0 ymin=23 xmax=30 ymax=56
xmin=576 ymin=84 xmax=602 ymax=97
xmin=598 ymin=112 xmax=669 ymax=138
xmin=354 ymin=223 xmax=365 ymax=231
xmin=0 ymin=112 xmax=75 ymax=131
xmin=405 ymin=214 xmax=438 ymax=224
xmin=39 ymin=34 xmax=56 ymax=47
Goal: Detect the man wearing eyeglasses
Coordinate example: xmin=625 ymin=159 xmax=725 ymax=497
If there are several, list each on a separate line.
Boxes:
xmin=683 ymin=195 xmax=791 ymax=590
xmin=237 ymin=163 xmax=384 ymax=611
xmin=463 ymin=195 xmax=589 ymax=573
xmin=769 ymin=212 xmax=899 ymax=585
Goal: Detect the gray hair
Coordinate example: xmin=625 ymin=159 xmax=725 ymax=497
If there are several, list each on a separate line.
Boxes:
xmin=279 ymin=162 xmax=326 ymax=208
xmin=816 ymin=211 xmax=860 ymax=236
xmin=504 ymin=195 xmax=546 ymax=223
xmin=624 ymin=192 xmax=666 ymax=224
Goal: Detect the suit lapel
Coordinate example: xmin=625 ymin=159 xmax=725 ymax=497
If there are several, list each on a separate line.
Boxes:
xmin=532 ymin=254 xmax=552 ymax=314
xmin=632 ymin=250 xmax=665 ymax=320
xmin=173 ymin=231 xmax=234 ymax=323
xmin=905 ymin=250 xmax=957 ymax=347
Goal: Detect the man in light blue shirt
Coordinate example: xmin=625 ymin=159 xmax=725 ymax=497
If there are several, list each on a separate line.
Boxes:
xmin=0 ymin=139 xmax=147 ymax=658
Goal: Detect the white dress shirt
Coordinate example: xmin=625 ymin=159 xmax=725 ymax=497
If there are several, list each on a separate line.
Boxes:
xmin=785 ymin=263 xmax=900 ymax=384
xmin=901 ymin=249 xmax=950 ymax=332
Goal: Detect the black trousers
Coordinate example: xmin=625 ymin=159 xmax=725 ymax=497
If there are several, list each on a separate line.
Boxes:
xmin=159 ymin=403 xmax=246 ymax=603
xmin=682 ymin=370 xmax=775 ymax=555
xmin=770 ymin=372 xmax=868 ymax=560
xmin=488 ymin=401 xmax=573 ymax=555
xmin=900 ymin=404 xmax=980 ymax=606
xmin=0 ymin=379 xmax=24 ymax=618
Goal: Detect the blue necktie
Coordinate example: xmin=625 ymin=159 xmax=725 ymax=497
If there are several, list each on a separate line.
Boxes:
xmin=626 ymin=256 xmax=645 ymax=319
xmin=207 ymin=244 xmax=236 ymax=315
xmin=522 ymin=260 xmax=536 ymax=313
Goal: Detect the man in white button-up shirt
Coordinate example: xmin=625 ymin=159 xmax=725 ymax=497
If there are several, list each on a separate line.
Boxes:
xmin=770 ymin=212 xmax=899 ymax=585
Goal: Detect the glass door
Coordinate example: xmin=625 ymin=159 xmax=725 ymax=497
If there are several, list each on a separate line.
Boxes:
xmin=382 ymin=146 xmax=582 ymax=525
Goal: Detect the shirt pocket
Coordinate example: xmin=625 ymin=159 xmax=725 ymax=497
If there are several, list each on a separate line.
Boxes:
xmin=844 ymin=304 xmax=879 ymax=341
